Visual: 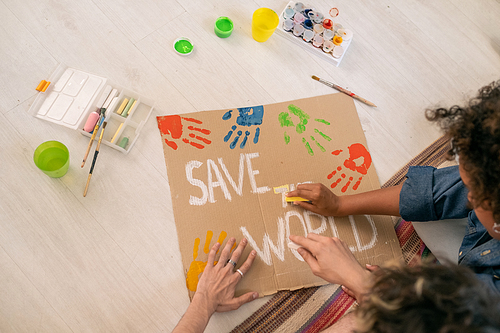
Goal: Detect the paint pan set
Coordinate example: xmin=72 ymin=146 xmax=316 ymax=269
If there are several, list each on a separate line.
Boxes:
xmin=29 ymin=64 xmax=154 ymax=154
xmin=277 ymin=1 xmax=353 ymax=67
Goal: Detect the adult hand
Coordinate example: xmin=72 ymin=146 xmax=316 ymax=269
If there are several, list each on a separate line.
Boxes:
xmin=286 ymin=183 xmax=341 ymax=216
xmin=173 ymin=238 xmax=258 ymax=333
xmin=289 ymin=233 xmax=371 ymax=300
xmin=194 ymin=237 xmax=258 ymax=313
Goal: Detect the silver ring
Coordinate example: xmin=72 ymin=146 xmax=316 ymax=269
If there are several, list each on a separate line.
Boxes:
xmin=236 ymin=269 xmax=244 ymax=277
xmin=227 ymin=259 xmax=237 ymax=267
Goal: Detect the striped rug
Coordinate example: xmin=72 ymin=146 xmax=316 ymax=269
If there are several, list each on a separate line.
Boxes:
xmin=230 ymin=135 xmax=450 ymax=333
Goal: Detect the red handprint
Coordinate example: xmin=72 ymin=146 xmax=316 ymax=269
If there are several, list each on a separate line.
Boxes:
xmin=157 ymin=115 xmax=211 ymax=150
xmin=327 ymin=143 xmax=372 ymax=193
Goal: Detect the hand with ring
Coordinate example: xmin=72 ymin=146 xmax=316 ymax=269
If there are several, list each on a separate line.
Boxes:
xmin=173 ymin=237 xmax=258 ymax=333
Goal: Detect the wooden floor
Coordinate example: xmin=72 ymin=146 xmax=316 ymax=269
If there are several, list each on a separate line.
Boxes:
xmin=1 ymin=0 xmax=499 ymax=331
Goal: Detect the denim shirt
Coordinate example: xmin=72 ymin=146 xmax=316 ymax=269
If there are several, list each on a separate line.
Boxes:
xmin=399 ymin=165 xmax=500 ymax=294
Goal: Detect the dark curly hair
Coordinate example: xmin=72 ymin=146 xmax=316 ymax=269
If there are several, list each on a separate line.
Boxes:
xmin=425 ymin=80 xmax=500 ymax=221
xmin=355 ymin=262 xmax=500 ymax=333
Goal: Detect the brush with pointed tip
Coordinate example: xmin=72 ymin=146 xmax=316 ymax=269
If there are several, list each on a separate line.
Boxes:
xmin=312 ymin=75 xmax=376 ymax=107
xmin=83 ymin=122 xmax=107 ymax=197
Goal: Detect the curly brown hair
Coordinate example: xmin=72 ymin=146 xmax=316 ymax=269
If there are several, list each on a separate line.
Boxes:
xmin=355 ymin=262 xmax=500 ymax=333
xmin=425 ymin=80 xmax=500 ymax=221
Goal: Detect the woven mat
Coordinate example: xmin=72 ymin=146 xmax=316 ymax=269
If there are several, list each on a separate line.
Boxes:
xmin=230 ymin=135 xmax=451 ymax=333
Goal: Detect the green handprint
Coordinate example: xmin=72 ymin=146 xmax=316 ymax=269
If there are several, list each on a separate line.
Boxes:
xmin=278 ymin=104 xmax=332 ymax=156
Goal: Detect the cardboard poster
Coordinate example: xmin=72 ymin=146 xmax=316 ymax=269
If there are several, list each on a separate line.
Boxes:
xmin=157 ymin=94 xmax=402 ymax=298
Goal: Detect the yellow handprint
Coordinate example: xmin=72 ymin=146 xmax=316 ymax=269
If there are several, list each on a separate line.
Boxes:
xmin=186 ymin=230 xmax=228 ymax=292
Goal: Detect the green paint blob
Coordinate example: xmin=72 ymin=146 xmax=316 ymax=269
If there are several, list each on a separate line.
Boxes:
xmin=288 ymin=104 xmax=310 ymax=134
xmin=311 ymin=135 xmax=326 ymax=152
xmin=284 ymin=132 xmax=291 ymax=144
xmin=315 ymin=118 xmax=330 ymax=125
xmin=278 ymin=112 xmax=295 ymax=127
xmin=174 ymin=39 xmax=194 ymax=54
xmin=288 ymin=104 xmax=310 ymax=121
xmin=302 ymin=138 xmax=314 ymax=156
xmin=314 ymin=128 xmax=332 ymax=141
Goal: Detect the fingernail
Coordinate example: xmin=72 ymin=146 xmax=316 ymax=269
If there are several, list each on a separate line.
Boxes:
xmin=253 ymin=293 xmax=258 ymax=299
xmin=242 ymin=238 xmax=247 ymax=245
xmin=251 ymin=250 xmax=256 ymax=256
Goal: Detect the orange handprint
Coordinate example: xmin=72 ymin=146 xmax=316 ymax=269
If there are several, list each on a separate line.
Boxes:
xmin=157 ymin=115 xmax=212 ymax=151
xmin=186 ymin=230 xmax=228 ymax=292
xmin=327 ymin=143 xmax=372 ymax=193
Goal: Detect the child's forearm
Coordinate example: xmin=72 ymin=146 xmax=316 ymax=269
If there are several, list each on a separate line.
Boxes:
xmin=337 ymin=184 xmax=402 ymax=217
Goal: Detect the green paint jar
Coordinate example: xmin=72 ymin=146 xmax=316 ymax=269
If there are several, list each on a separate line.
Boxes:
xmin=173 ymin=38 xmax=194 ymax=56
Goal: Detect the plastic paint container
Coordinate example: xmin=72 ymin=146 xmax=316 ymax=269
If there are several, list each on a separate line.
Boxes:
xmin=313 ymin=12 xmax=324 ymax=24
xmin=332 ymin=45 xmax=344 ymax=58
xmin=293 ymin=12 xmax=305 ymax=24
xmin=312 ymin=34 xmax=324 ymax=48
xmin=252 ymin=8 xmax=279 ymax=42
xmin=283 ymin=7 xmax=295 ymax=19
xmin=322 ymin=40 xmax=334 ymax=53
xmin=338 ymin=28 xmax=353 ymax=41
xmin=332 ymin=23 xmax=343 ymax=32
xmin=323 ymin=29 xmax=334 ymax=40
xmin=33 ymin=141 xmax=70 ymax=178
xmin=173 ymin=38 xmax=194 ymax=55
xmin=323 ymin=18 xmax=333 ymax=30
xmin=333 ymin=35 xmax=343 ymax=45
xmin=329 ymin=7 xmax=339 ymax=17
xmin=214 ymin=17 xmax=234 ymax=38
xmin=313 ymin=23 xmax=324 ymax=34
xmin=302 ymin=29 xmax=314 ymax=42
xmin=283 ymin=19 xmax=294 ymax=32
xmin=293 ymin=23 xmax=305 ymax=37
xmin=303 ymin=19 xmax=313 ymax=30
xmin=294 ymin=2 xmax=305 ymax=13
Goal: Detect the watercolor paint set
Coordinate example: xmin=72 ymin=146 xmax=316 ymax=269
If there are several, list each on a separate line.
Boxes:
xmin=29 ymin=64 xmax=154 ymax=154
xmin=276 ymin=1 xmax=353 ymax=67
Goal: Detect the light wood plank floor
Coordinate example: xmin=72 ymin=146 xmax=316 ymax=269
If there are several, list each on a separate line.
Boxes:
xmin=1 ymin=0 xmax=499 ymax=331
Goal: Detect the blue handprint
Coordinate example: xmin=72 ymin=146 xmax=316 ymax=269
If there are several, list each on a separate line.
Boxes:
xmin=222 ymin=106 xmax=264 ymax=149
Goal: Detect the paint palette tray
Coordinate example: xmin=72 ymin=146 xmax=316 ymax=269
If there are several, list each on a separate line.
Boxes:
xmin=276 ymin=1 xmax=353 ymax=67
xmin=29 ymin=64 xmax=154 ymax=154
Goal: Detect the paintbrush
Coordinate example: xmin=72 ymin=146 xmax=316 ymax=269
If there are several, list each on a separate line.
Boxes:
xmin=81 ymin=109 xmax=105 ymax=167
xmin=312 ymin=75 xmax=377 ymax=107
xmin=83 ymin=122 xmax=107 ymax=197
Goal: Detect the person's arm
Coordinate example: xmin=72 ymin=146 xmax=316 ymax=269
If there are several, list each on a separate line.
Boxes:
xmin=289 ymin=233 xmax=372 ymax=300
xmin=287 ymin=183 xmax=402 ymax=217
xmin=173 ymin=238 xmax=258 ymax=333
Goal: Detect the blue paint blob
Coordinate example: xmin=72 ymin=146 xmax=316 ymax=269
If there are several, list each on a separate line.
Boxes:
xmin=253 ymin=127 xmax=260 ymax=144
xmin=224 ymin=125 xmax=237 ymax=142
xmin=222 ymin=110 xmax=233 ymax=120
xmin=236 ymin=106 xmax=264 ymax=127
xmin=230 ymin=131 xmax=242 ymax=149
xmin=303 ymin=19 xmax=313 ymax=30
xmin=240 ymin=131 xmax=250 ymax=149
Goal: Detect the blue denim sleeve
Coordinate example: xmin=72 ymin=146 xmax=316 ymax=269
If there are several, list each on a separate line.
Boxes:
xmin=399 ymin=165 xmax=470 ymax=221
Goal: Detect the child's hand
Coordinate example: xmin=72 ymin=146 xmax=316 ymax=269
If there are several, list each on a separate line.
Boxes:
xmin=286 ymin=183 xmax=341 ymax=216
xmin=289 ymin=233 xmax=371 ymax=300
